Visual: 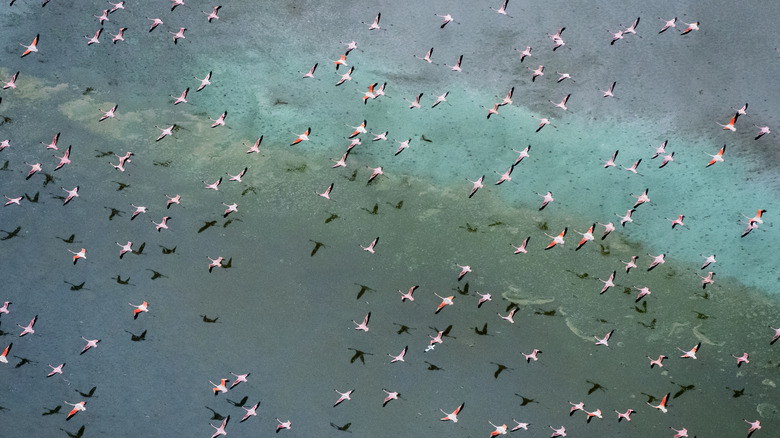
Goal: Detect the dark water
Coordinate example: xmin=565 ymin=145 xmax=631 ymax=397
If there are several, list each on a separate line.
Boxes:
xmin=0 ymin=0 xmax=778 ymax=437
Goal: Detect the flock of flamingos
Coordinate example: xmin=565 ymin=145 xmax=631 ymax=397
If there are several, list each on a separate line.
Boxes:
xmin=1 ymin=0 xmax=778 ymax=437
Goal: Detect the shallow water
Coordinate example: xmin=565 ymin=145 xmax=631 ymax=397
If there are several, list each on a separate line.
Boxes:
xmin=0 ymin=0 xmax=779 ymax=437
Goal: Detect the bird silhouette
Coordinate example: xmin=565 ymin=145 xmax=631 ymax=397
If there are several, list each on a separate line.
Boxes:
xmin=64 ymin=281 xmax=86 ymax=291
xmin=361 ymin=203 xmax=379 ymax=215
xmin=226 ymin=395 xmax=248 ymax=407
xmin=200 ymin=315 xmax=219 ymax=323
xmin=355 ymin=284 xmax=374 ymax=299
xmin=534 ymin=308 xmax=556 ymax=316
xmin=125 ymin=330 xmax=146 ymax=342
xmin=61 ymin=425 xmax=85 ymax=438
xmin=638 ymin=318 xmax=657 ymax=329
xmin=729 ymin=387 xmax=745 ymax=398
xmin=205 ymin=406 xmax=225 ymax=421
xmin=425 ymin=361 xmax=444 ymax=371
xmin=106 ymin=207 xmax=123 ymax=220
xmin=42 ymin=173 xmax=55 ymax=187
xmin=672 ymin=382 xmax=695 ymax=399
xmin=310 ymin=240 xmax=326 ymax=256
xmin=453 ymin=283 xmax=469 ymax=295
xmin=133 ymin=242 xmax=146 ymax=255
xmin=586 ymin=381 xmax=606 ymax=395
xmin=57 ymin=234 xmax=76 ymax=243
xmin=430 ymin=324 xmax=454 ymax=339
xmin=198 ymin=221 xmax=218 ymax=233
xmin=14 ymin=357 xmax=34 ymax=368
xmin=42 ymin=405 xmax=61 ymax=416
xmin=113 ymin=275 xmax=131 ymax=285
xmin=514 ymin=394 xmax=537 ymax=406
xmin=147 ymin=269 xmax=167 ymax=280
xmin=24 ymin=192 xmax=39 ymax=203
xmin=75 ymin=386 xmax=96 ymax=398
xmin=330 ymin=422 xmax=352 ymax=432
xmin=0 ymin=226 xmax=21 ymax=241
xmin=394 ymin=323 xmax=413 ymax=335
xmin=348 ymin=348 xmax=372 ymax=364
xmin=491 ymin=362 xmax=511 ymax=379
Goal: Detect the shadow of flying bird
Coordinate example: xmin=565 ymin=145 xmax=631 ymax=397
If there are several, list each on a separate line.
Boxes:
xmin=330 ymin=422 xmax=352 ymax=432
xmin=425 ymin=361 xmax=444 ymax=371
xmin=310 ymin=240 xmax=326 ymax=256
xmin=586 ymin=380 xmax=606 ymax=395
xmin=459 ymin=222 xmax=478 ymax=233
xmin=226 ymin=395 xmax=248 ymax=408
xmin=205 ymin=406 xmax=225 ymax=421
xmin=61 ymin=425 xmax=85 ymax=438
xmin=361 ymin=203 xmax=378 ymax=215
xmin=671 ymin=382 xmax=695 ymax=399
xmin=348 ymin=348 xmax=372 ymax=364
xmin=0 ymin=226 xmax=22 ymax=241
xmin=57 ymin=234 xmax=76 ymax=243
xmin=42 ymin=405 xmax=61 ymax=416
xmin=14 ymin=356 xmax=34 ymax=368
xmin=638 ymin=318 xmax=657 ymax=329
xmin=491 ymin=362 xmax=512 ymax=378
xmin=146 ymin=269 xmax=167 ymax=280
xmin=428 ymin=324 xmax=454 ymax=339
xmin=112 ymin=275 xmax=132 ymax=285
xmin=355 ymin=283 xmax=374 ymax=299
xmin=75 ymin=386 xmax=96 ymax=398
xmin=64 ymin=281 xmax=87 ymax=291
xmin=453 ymin=282 xmax=469 ymax=295
xmin=728 ymin=387 xmax=745 ymax=398
xmin=132 ymin=242 xmax=146 ymax=255
xmin=514 ymin=394 xmax=537 ymax=406
xmin=393 ymin=323 xmax=413 ymax=335
xmin=223 ymin=218 xmax=241 ymax=228
xmin=125 ymin=330 xmax=146 ymax=342
xmin=198 ymin=220 xmax=218 ymax=233
xmin=105 ymin=207 xmax=122 ymax=220
xmin=533 ymin=307 xmax=556 ymax=316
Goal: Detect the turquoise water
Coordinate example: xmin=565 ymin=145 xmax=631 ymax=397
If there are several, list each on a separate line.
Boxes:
xmin=1 ymin=1 xmax=778 ymax=437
